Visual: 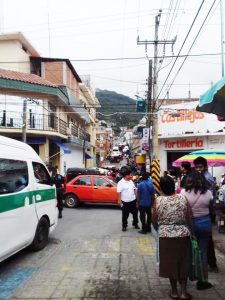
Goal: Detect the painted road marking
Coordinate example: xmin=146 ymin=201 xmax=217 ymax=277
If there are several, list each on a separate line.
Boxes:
xmin=0 ymin=267 xmax=35 ymax=300
xmin=137 ymin=237 xmax=153 ymax=255
xmin=106 ymin=238 xmax=120 ymax=253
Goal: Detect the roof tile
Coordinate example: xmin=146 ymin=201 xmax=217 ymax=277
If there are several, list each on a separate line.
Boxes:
xmin=0 ymin=68 xmax=57 ymax=87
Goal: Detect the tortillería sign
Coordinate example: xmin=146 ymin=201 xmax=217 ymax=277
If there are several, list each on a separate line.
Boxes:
xmin=161 ymin=109 xmax=204 ymax=123
xmin=163 ymin=138 xmax=204 ymax=149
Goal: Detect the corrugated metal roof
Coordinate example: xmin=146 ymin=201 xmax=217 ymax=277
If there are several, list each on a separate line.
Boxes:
xmin=0 ymin=68 xmax=57 ymax=87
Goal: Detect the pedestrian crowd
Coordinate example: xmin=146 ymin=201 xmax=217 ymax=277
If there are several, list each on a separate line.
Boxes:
xmin=117 ymin=156 xmax=221 ymax=300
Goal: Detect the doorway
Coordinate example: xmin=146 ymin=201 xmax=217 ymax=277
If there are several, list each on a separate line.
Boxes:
xmin=167 ymin=151 xmax=191 ymax=177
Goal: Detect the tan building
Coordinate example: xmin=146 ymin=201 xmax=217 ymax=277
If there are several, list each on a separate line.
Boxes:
xmin=0 ymin=32 xmax=100 ymax=173
xmin=95 ymin=121 xmax=114 ymax=166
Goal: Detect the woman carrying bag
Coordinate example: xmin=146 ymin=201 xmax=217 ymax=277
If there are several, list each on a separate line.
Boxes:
xmin=181 ymin=171 xmax=213 ymax=290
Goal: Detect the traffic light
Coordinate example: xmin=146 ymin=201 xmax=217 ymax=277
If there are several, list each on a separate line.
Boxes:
xmin=136 ymin=98 xmax=146 ymax=112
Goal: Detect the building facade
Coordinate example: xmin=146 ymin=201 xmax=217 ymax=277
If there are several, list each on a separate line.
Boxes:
xmin=0 ymin=33 xmax=100 ymax=174
xmin=158 ymin=101 xmax=225 ymax=179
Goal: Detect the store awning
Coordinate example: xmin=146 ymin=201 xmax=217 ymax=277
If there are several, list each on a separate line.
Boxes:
xmin=53 ymin=141 xmax=72 ymax=154
xmin=85 ymin=152 xmax=92 ymax=159
xmin=196 ymin=76 xmax=225 ymax=117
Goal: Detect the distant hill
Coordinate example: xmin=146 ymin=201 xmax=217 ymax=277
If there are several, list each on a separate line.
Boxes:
xmin=96 ymin=89 xmax=144 ymax=129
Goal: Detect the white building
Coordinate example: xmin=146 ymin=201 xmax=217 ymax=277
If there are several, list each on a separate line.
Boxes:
xmin=158 ymin=101 xmax=225 ymax=179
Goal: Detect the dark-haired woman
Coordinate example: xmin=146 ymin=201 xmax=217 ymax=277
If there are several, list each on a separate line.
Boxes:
xmin=181 ymin=171 xmax=213 ymax=290
xmin=152 ymin=176 xmax=192 ymax=300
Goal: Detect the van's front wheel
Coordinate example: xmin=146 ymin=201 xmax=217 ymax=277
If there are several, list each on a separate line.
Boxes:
xmin=30 ymin=217 xmax=49 ymax=251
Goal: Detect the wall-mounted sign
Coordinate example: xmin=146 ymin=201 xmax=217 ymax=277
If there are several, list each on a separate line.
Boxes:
xmin=142 ymin=128 xmax=149 ymax=151
xmin=208 ymin=136 xmax=225 ymax=146
xmin=161 ymin=109 xmax=204 ymax=124
xmin=163 ymin=138 xmax=204 ymax=149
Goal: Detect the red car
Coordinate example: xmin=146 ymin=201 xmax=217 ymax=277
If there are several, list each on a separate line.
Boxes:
xmin=64 ymin=175 xmax=119 ymax=208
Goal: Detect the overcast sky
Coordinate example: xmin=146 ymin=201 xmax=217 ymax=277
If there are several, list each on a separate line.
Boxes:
xmin=0 ymin=0 xmax=224 ymax=100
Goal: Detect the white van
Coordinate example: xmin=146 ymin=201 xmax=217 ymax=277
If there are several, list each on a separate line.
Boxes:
xmin=0 ymin=136 xmax=58 ymax=262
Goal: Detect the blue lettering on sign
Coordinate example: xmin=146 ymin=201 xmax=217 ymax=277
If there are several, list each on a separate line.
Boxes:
xmin=0 ymin=267 xmax=35 ymax=299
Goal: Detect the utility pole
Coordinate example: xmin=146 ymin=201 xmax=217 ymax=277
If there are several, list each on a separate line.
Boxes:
xmin=137 ymin=10 xmax=176 ymax=161
xmin=147 ymin=59 xmax=152 ymax=169
xmin=22 ymin=99 xmax=27 ymax=143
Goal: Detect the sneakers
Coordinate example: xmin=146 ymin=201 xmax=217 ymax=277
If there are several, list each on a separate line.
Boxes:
xmin=58 ymin=211 xmax=62 ymax=219
xmin=196 ymin=281 xmax=213 ymax=290
xmin=122 ymin=227 xmax=127 ymax=231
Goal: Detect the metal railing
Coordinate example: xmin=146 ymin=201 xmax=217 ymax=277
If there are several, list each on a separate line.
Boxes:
xmin=0 ymin=111 xmax=92 ymax=145
xmin=0 ymin=110 xmax=66 ymax=134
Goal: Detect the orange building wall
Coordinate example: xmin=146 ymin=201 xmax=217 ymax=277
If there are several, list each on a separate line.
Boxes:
xmin=43 ymin=61 xmax=80 ymax=98
xmin=44 ymin=62 xmax=64 ymax=85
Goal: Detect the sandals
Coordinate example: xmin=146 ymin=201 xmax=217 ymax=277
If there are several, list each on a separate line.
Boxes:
xmin=169 ymin=292 xmax=179 ymax=300
xmin=180 ymin=293 xmax=192 ymax=300
xmin=169 ymin=292 xmax=192 ymax=300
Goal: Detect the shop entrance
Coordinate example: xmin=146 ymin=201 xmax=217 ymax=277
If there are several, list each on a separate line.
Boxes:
xmin=167 ymin=151 xmax=191 ymax=177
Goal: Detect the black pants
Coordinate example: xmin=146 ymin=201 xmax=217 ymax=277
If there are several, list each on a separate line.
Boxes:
xmin=56 ymin=188 xmax=64 ymax=212
xmin=139 ymin=206 xmax=151 ymax=232
xmin=122 ymin=200 xmax=138 ymax=228
xmin=207 ymin=235 xmax=217 ymax=267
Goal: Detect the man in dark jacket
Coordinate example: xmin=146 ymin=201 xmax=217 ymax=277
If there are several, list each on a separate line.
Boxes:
xmin=53 ymin=167 xmax=64 ymax=219
xmin=180 ymin=161 xmax=192 ymax=188
xmin=137 ymin=172 xmax=155 ymax=234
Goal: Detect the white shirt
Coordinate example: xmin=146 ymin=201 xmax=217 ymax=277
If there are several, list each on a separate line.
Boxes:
xmin=117 ymin=178 xmax=136 ymax=202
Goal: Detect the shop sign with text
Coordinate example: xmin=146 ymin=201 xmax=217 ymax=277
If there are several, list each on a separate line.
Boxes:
xmin=163 ymin=138 xmax=204 ymax=149
xmin=142 ymin=128 xmax=149 ymax=151
xmin=161 ymin=109 xmax=204 ymax=124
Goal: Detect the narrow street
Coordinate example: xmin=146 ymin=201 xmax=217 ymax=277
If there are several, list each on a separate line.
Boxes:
xmin=0 ymin=207 xmax=225 ymax=300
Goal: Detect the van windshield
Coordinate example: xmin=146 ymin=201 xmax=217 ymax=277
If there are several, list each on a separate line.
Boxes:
xmin=0 ymin=159 xmax=28 ymax=194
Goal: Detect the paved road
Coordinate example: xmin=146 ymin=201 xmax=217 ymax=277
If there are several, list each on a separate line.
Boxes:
xmin=1 ymin=206 xmax=225 ymax=299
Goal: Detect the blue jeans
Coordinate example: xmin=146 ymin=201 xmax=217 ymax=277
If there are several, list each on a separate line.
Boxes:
xmin=193 ymin=215 xmax=212 ymax=280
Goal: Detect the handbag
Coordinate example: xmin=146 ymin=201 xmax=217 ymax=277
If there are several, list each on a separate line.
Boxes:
xmin=189 ymin=239 xmax=205 ymax=282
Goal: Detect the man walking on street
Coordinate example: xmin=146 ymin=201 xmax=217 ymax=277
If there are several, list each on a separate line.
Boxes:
xmin=137 ymin=172 xmax=155 ymax=234
xmin=193 ymin=156 xmax=219 ymax=273
xmin=117 ymin=166 xmax=139 ymax=231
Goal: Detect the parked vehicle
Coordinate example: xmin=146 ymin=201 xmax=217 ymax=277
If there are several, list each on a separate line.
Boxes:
xmin=0 ymin=136 xmax=58 ymax=262
xmin=110 ymin=146 xmax=122 ymax=162
xmin=64 ymin=174 xmax=119 ymax=208
xmin=65 ymin=167 xmax=101 ymax=183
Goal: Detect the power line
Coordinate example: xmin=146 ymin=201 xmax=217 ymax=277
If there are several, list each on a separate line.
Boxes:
xmin=158 ymin=0 xmax=218 ymax=106
xmin=155 ymin=0 xmax=206 ymax=107
xmin=0 ymin=52 xmax=224 ymax=65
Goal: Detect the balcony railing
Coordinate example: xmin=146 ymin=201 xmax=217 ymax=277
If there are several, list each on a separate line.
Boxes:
xmin=0 ymin=111 xmax=93 ymax=148
xmin=0 ymin=110 xmax=67 ymax=135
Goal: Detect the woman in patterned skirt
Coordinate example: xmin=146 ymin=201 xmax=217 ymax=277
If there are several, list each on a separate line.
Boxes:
xmin=152 ymin=176 xmax=192 ymax=300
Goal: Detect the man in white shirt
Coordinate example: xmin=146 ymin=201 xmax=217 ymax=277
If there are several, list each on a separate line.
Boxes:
xmin=117 ymin=166 xmax=139 ymax=231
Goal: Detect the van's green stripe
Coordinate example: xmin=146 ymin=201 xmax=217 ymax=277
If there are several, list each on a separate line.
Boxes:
xmin=33 ymin=189 xmax=56 ymax=202
xmin=0 ymin=189 xmax=56 ymax=213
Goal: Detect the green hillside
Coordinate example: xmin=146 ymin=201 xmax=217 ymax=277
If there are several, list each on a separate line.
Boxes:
xmin=96 ymin=89 xmax=144 ymax=129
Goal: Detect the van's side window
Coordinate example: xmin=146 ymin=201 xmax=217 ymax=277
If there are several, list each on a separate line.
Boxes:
xmin=32 ymin=162 xmax=51 ymax=185
xmin=0 ymin=159 xmax=28 ymax=194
